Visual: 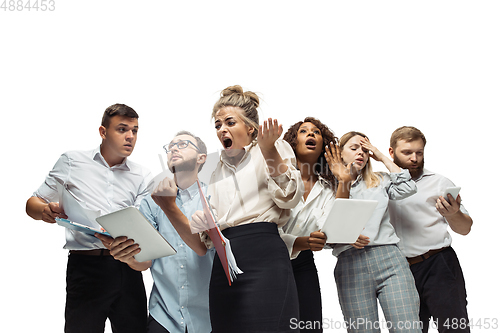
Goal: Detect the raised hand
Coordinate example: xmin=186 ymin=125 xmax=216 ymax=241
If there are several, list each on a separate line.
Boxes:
xmin=257 ymin=118 xmax=283 ymax=152
xmin=257 ymin=118 xmax=288 ymax=177
xmin=325 ymin=141 xmax=353 ymax=183
xmin=152 ymin=176 xmax=177 ymax=208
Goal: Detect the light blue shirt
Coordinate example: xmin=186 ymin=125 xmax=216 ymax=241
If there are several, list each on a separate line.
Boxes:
xmin=139 ymin=182 xmax=214 ymax=333
xmin=333 ymin=170 xmax=417 ymax=256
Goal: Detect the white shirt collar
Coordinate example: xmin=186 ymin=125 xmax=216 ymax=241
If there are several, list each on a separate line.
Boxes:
xmin=93 ymin=146 xmax=130 ymax=170
xmin=413 ymin=168 xmax=435 ymax=182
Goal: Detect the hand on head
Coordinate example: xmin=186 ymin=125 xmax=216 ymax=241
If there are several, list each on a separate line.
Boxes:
xmin=359 ymin=137 xmax=383 ymax=162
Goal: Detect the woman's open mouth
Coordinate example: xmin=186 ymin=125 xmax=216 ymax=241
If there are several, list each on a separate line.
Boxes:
xmin=305 ymin=138 xmax=316 ymax=150
xmin=223 ymin=137 xmax=233 ymax=149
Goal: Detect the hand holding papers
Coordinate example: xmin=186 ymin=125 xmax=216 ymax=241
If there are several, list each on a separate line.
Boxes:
xmin=56 ymin=182 xmax=175 ymax=262
xmin=56 ymin=218 xmax=110 ymax=236
xmin=55 ymin=182 xmax=109 ymax=235
xmin=195 ymin=179 xmax=243 ymax=286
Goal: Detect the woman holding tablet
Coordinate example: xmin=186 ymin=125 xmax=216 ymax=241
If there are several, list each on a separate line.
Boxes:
xmin=282 ymin=117 xmax=352 ymax=332
xmin=159 ymin=85 xmax=304 ymax=333
xmin=332 ymin=131 xmax=422 ymax=333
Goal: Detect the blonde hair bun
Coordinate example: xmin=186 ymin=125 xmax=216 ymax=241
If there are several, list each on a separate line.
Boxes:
xmin=219 ymin=85 xmax=260 ymax=109
xmin=221 ymin=85 xmax=244 ymax=96
xmin=212 ymin=85 xmax=260 ymax=139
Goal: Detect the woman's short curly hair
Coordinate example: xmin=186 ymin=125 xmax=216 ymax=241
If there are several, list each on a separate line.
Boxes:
xmin=283 ymin=117 xmax=338 ymax=187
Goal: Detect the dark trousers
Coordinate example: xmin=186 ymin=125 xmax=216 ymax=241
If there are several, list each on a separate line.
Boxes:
xmin=410 ymin=247 xmax=470 ymax=333
xmin=291 ymin=250 xmax=323 ymax=333
xmin=147 ymin=316 xmax=189 ymax=333
xmin=65 ymin=253 xmax=147 ymax=333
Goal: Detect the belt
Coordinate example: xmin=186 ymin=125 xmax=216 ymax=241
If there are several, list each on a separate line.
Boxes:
xmin=69 ymin=249 xmax=111 ymax=256
xmin=407 ymin=247 xmax=448 ymax=266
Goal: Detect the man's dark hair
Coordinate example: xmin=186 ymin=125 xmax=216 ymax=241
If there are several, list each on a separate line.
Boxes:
xmin=175 ymin=130 xmax=208 ymax=172
xmin=101 ymin=104 xmax=139 ymax=128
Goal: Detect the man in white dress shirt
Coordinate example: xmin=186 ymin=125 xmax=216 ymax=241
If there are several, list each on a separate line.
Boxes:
xmin=388 ymin=126 xmax=473 ymax=333
xmin=26 ymin=104 xmax=152 ymax=333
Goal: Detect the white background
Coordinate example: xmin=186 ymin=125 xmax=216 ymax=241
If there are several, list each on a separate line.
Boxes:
xmin=1 ymin=1 xmax=498 ymax=332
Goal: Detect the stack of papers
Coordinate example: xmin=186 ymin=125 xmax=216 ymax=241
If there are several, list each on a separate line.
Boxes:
xmin=55 ymin=182 xmax=108 ymax=235
xmin=197 ymin=180 xmax=243 ymax=285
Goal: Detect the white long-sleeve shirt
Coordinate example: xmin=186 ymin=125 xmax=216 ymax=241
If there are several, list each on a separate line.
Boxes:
xmin=33 ymin=147 xmax=153 ymax=250
xmin=389 ymin=169 xmax=469 ymax=258
xmin=202 ymin=139 xmax=304 ymax=247
xmin=281 ymin=177 xmax=335 ymax=259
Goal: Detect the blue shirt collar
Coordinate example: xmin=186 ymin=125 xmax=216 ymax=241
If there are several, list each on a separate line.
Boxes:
xmin=177 ymin=181 xmax=200 ymax=202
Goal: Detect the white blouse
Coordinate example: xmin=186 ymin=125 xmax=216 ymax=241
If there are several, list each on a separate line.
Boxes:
xmin=281 ymin=177 xmax=335 ymax=259
xmin=206 ymin=139 xmax=304 ymax=235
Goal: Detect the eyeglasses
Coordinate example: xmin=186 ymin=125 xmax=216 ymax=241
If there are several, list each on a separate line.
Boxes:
xmin=163 ymin=140 xmax=200 ymax=154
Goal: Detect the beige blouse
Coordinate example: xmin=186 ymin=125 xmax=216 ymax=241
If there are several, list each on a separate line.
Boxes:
xmin=202 ymin=139 xmax=304 ymax=247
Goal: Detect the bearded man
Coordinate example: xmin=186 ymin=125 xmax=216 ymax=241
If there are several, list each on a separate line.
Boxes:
xmin=388 ymin=126 xmax=473 ymax=333
xmin=97 ymin=131 xmax=214 ymax=333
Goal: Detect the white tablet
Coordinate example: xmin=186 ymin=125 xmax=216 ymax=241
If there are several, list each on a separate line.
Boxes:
xmin=320 ymin=198 xmax=378 ymax=244
xmin=96 ymin=207 xmax=176 ymax=262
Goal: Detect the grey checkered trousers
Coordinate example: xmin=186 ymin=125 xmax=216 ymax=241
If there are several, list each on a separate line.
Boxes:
xmin=334 ymin=245 xmax=422 ymax=333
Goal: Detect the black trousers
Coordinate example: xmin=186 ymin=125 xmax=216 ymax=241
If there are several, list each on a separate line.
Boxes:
xmin=210 ymin=222 xmax=299 ymax=333
xmin=147 ymin=315 xmax=189 ymax=333
xmin=410 ymin=247 xmax=470 ymax=333
xmin=65 ymin=253 xmax=147 ymax=333
xmin=291 ymin=250 xmax=323 ymax=333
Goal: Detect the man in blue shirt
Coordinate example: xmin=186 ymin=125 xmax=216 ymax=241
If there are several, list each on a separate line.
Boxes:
xmin=98 ymin=131 xmax=214 ymax=333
